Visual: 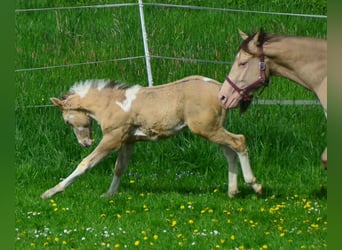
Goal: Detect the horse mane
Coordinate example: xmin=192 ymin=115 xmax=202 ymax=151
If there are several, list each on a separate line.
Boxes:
xmin=60 ymin=79 xmax=130 ymax=100
xmin=239 ymin=28 xmax=278 ymax=54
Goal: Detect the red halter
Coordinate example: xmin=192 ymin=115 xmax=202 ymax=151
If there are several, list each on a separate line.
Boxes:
xmin=225 ymin=47 xmax=269 ymax=101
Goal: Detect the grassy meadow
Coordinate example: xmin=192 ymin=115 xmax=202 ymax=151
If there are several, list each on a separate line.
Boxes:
xmin=15 ymin=0 xmax=327 ymax=249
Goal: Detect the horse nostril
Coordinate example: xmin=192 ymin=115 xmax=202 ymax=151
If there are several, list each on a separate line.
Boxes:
xmin=220 ymin=95 xmax=226 ymax=101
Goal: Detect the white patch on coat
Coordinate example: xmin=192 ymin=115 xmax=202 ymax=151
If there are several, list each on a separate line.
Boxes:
xmin=174 ymin=123 xmax=187 ymax=131
xmin=202 ymin=77 xmax=213 ymax=82
xmin=116 ymin=85 xmax=141 ymax=112
xmin=75 ymin=127 xmax=86 ymax=131
xmin=134 ymin=129 xmax=147 ymax=137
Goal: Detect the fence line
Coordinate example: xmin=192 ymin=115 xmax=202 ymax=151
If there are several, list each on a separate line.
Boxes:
xmin=15 ymin=1 xmax=326 ymax=109
xmin=15 ymin=99 xmax=320 ymax=111
xmin=15 ymin=2 xmax=326 ymax=73
xmin=15 ymin=56 xmax=146 ymax=73
xmin=15 ymin=3 xmax=327 ymax=19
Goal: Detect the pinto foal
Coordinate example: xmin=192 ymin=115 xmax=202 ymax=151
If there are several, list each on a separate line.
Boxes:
xmin=41 ymin=76 xmax=262 ymax=199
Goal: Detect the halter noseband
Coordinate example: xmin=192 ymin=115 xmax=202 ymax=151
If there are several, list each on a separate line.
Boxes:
xmin=225 ymin=47 xmax=269 ymax=101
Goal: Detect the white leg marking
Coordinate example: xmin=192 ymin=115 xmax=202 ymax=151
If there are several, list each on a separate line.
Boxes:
xmin=116 ymin=85 xmax=141 ymax=112
xmin=237 ymin=151 xmax=262 ymax=194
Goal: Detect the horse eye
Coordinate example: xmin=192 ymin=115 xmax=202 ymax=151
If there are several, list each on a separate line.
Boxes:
xmin=239 ymin=61 xmax=247 ymax=66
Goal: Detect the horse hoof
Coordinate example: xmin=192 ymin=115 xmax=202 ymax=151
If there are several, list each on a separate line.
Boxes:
xmin=227 ymin=190 xmax=240 ymax=198
xmin=253 ymin=183 xmax=263 ymax=195
xmin=100 ymin=193 xmax=113 ymax=198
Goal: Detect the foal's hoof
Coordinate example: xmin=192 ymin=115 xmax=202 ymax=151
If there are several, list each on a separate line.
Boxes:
xmin=252 ymin=183 xmax=263 ymax=195
xmin=100 ymin=192 xmax=113 ymax=198
xmin=228 ymin=190 xmax=240 ymax=198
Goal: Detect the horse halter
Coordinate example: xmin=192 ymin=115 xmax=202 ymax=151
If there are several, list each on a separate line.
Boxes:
xmin=225 ymin=47 xmax=269 ymax=101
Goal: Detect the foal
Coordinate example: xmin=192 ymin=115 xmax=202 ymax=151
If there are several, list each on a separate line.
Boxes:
xmin=41 ymin=76 xmax=262 ymax=199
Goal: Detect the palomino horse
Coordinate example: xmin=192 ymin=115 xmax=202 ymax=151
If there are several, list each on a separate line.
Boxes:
xmin=41 ymin=76 xmax=262 ymax=199
xmin=218 ymin=28 xmax=327 ymax=168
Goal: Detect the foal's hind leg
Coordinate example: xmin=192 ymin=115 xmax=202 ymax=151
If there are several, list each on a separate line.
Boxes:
xmin=101 ymin=143 xmax=134 ymax=198
xmin=197 ymin=126 xmax=262 ymax=197
xmin=220 ymin=146 xmax=239 ymax=197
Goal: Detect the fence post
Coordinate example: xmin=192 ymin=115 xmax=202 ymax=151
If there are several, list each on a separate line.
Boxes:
xmin=138 ymin=0 xmax=153 ymax=86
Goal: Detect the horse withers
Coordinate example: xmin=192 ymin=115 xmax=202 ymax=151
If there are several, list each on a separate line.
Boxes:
xmin=218 ymin=28 xmax=327 ymax=169
xmin=41 ymin=76 xmax=262 ymax=199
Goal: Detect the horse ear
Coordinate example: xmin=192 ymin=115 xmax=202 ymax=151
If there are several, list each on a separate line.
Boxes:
xmin=238 ymin=29 xmax=248 ymax=40
xmin=50 ymin=97 xmax=64 ymax=109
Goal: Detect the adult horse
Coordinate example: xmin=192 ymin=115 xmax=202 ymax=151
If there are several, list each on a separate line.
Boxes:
xmin=41 ymin=76 xmax=262 ymax=199
xmin=218 ymin=28 xmax=327 ymax=168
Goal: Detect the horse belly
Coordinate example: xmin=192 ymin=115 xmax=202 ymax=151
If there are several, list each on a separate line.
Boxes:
xmin=133 ymin=122 xmax=187 ymax=141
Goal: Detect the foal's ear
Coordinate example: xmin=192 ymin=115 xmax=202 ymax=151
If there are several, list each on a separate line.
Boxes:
xmin=238 ymin=29 xmax=248 ymax=40
xmin=50 ymin=97 xmax=64 ymax=110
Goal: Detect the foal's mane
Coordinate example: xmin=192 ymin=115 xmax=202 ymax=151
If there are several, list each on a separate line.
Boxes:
xmin=61 ymin=79 xmax=130 ymax=100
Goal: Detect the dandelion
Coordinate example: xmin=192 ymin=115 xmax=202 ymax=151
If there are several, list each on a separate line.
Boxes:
xmin=171 ymin=220 xmax=177 ymax=227
xmin=62 ymin=240 xmax=67 ymax=245
xmin=213 ymin=188 xmax=219 ymax=193
xmin=180 ymin=205 xmax=185 ymax=209
xmin=54 ymin=237 xmax=59 ymax=242
xmin=142 ymin=204 xmax=149 ymax=212
xmin=230 ymin=235 xmax=235 ymax=240
xmin=261 ymin=245 xmax=268 ymax=249
xmin=134 ymin=240 xmax=140 ymax=246
xmin=117 ymin=214 xmax=122 ymax=219
xmin=153 ymin=235 xmax=158 ymax=240
xmin=114 ymin=243 xmax=120 ymax=248
xmin=101 ymin=213 xmax=106 ymax=218
xmin=188 ymin=219 xmax=194 ymax=224
xmin=129 ymin=180 xmax=135 ymax=184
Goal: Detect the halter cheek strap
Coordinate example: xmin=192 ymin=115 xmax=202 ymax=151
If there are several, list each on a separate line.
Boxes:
xmin=225 ymin=47 xmax=269 ymax=101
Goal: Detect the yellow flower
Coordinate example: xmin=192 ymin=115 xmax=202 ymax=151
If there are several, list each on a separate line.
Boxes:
xmin=171 ymin=220 xmax=177 ymax=227
xmin=153 ymin=235 xmax=158 ymax=240
xmin=114 ymin=243 xmax=120 ymax=248
xmin=180 ymin=205 xmax=185 ymax=209
xmin=134 ymin=240 xmax=140 ymax=246
xmin=230 ymin=235 xmax=235 ymax=240
xmin=188 ymin=219 xmax=194 ymax=224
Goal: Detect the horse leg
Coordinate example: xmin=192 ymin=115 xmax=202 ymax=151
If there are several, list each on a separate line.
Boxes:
xmin=40 ymin=134 xmax=121 ymax=199
xmin=321 ymin=147 xmax=327 ymax=170
xmin=191 ymin=124 xmax=262 ymax=197
xmin=220 ymin=146 xmax=239 ymax=197
xmin=315 ymin=77 xmax=327 ymax=169
xmin=101 ymin=143 xmax=134 ymax=197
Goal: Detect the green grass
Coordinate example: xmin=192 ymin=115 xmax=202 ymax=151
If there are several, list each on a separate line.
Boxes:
xmin=15 ymin=0 xmax=327 ymax=249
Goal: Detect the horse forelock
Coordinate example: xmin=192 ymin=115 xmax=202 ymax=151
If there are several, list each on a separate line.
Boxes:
xmin=239 ymin=28 xmax=274 ymax=54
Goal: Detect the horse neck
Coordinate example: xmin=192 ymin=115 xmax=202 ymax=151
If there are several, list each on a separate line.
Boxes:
xmin=264 ymin=36 xmax=326 ymax=91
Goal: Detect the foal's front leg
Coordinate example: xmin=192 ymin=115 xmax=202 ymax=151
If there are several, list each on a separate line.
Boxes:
xmin=40 ymin=135 xmax=120 ymax=199
xmin=101 ymin=143 xmax=134 ymax=198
